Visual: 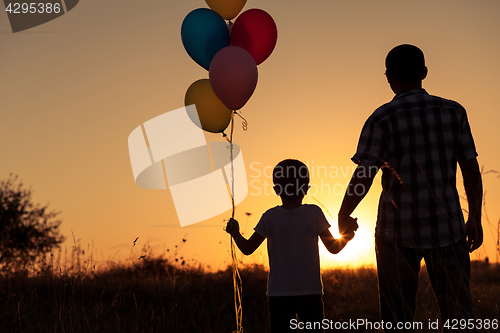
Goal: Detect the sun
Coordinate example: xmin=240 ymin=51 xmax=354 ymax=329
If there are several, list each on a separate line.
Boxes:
xmin=318 ymin=216 xmax=376 ymax=269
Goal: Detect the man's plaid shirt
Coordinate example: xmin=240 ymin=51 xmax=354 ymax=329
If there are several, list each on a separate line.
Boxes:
xmin=352 ymin=89 xmax=478 ymax=248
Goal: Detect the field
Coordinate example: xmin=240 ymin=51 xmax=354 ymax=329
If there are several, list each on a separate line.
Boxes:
xmin=1 ymin=248 xmax=499 ymax=333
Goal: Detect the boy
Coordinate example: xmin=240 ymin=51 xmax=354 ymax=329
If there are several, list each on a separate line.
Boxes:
xmin=226 ymin=159 xmax=358 ymax=332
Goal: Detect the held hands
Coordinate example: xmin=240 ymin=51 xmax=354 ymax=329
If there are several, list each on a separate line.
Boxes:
xmin=339 ymin=215 xmax=359 ymax=241
xmin=225 ymin=218 xmax=240 ymax=236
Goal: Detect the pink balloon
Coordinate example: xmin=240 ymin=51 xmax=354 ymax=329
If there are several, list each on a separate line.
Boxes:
xmin=231 ymin=9 xmax=278 ymax=65
xmin=209 ymin=46 xmax=258 ymax=110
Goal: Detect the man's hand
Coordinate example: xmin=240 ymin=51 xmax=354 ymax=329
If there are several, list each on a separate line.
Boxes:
xmin=465 ymin=219 xmax=483 ymax=252
xmin=339 ymin=215 xmax=359 ymax=238
xmin=225 ymin=218 xmax=240 ymax=236
xmin=342 ymin=231 xmax=355 ymax=241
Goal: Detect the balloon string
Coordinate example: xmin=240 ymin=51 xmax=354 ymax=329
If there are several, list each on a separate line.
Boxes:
xmin=229 ymin=112 xmax=235 ymax=218
xmin=228 ymin=111 xmax=243 ymax=333
xmin=222 ymin=132 xmax=230 ymax=143
xmin=234 ymin=111 xmax=248 ymax=131
xmin=231 ymin=237 xmax=243 ymax=333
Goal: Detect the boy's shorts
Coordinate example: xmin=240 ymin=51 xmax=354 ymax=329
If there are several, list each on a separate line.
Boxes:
xmin=268 ymin=294 xmax=324 ymax=332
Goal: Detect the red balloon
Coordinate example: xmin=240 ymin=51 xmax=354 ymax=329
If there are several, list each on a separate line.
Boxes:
xmin=231 ymin=9 xmax=278 ymax=65
xmin=209 ymin=46 xmax=258 ymax=110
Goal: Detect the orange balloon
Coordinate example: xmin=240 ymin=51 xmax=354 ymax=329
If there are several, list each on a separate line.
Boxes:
xmin=205 ymin=0 xmax=247 ymax=20
xmin=185 ymin=79 xmax=232 ymax=133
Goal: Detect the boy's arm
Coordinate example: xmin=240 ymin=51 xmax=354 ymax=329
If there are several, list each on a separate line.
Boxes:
xmin=319 ymin=228 xmax=353 ymax=254
xmin=226 ymin=218 xmax=265 ymax=255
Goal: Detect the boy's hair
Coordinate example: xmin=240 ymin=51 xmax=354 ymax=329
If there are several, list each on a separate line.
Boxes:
xmin=273 ymin=159 xmax=310 ymax=199
xmin=385 ymin=44 xmax=426 ymax=83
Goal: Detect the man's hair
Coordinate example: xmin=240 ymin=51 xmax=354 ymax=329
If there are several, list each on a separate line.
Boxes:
xmin=385 ymin=44 xmax=426 ymax=83
xmin=273 ymin=159 xmax=310 ymax=199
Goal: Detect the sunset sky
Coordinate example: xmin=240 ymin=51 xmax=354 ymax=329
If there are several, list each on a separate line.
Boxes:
xmin=1 ymin=0 xmax=500 ymax=271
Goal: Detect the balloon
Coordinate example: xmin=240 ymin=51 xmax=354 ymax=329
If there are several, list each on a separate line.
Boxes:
xmin=230 ymin=9 xmax=278 ymax=65
xmin=181 ymin=8 xmax=230 ymax=70
xmin=209 ymin=46 xmax=258 ymax=110
xmin=205 ymin=0 xmax=247 ymax=20
xmin=185 ymin=79 xmax=232 ymax=133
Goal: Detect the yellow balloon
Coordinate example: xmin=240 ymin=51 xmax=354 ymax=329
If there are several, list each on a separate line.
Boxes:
xmin=185 ymin=79 xmax=232 ymax=134
xmin=205 ymin=0 xmax=247 ymax=21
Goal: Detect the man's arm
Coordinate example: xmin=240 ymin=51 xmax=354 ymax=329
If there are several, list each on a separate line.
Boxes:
xmin=458 ymin=157 xmax=483 ymax=252
xmin=225 ymin=218 xmax=265 ymax=255
xmin=338 ymin=164 xmax=377 ymax=234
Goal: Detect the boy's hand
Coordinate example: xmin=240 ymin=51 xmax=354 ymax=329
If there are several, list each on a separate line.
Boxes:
xmin=225 ymin=218 xmax=240 ymax=236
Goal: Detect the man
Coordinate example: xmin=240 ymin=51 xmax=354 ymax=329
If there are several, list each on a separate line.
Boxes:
xmin=338 ymin=44 xmax=483 ymax=332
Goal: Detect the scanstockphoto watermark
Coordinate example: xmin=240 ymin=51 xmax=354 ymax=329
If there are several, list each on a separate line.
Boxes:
xmin=248 ymin=161 xmax=378 ymax=197
xmin=290 ymin=318 xmax=424 ymax=331
xmin=290 ymin=318 xmax=499 ymax=331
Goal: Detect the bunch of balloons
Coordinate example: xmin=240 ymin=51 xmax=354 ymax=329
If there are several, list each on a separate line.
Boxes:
xmin=181 ymin=0 xmax=278 ymax=134
xmin=181 ymin=2 xmax=277 ymax=332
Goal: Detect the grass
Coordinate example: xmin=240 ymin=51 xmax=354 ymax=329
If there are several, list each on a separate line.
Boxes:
xmin=1 ymin=244 xmax=499 ymax=333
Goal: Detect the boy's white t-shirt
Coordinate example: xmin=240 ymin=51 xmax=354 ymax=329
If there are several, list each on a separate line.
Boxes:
xmin=254 ymin=204 xmax=331 ymax=296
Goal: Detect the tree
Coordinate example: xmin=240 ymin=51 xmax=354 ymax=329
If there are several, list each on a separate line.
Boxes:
xmin=0 ymin=174 xmax=65 ymax=272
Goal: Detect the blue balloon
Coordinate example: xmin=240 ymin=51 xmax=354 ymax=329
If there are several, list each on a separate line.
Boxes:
xmin=181 ymin=8 xmax=231 ymax=70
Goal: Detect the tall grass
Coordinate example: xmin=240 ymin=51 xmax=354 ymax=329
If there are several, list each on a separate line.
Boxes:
xmin=1 ymin=238 xmax=499 ymax=333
